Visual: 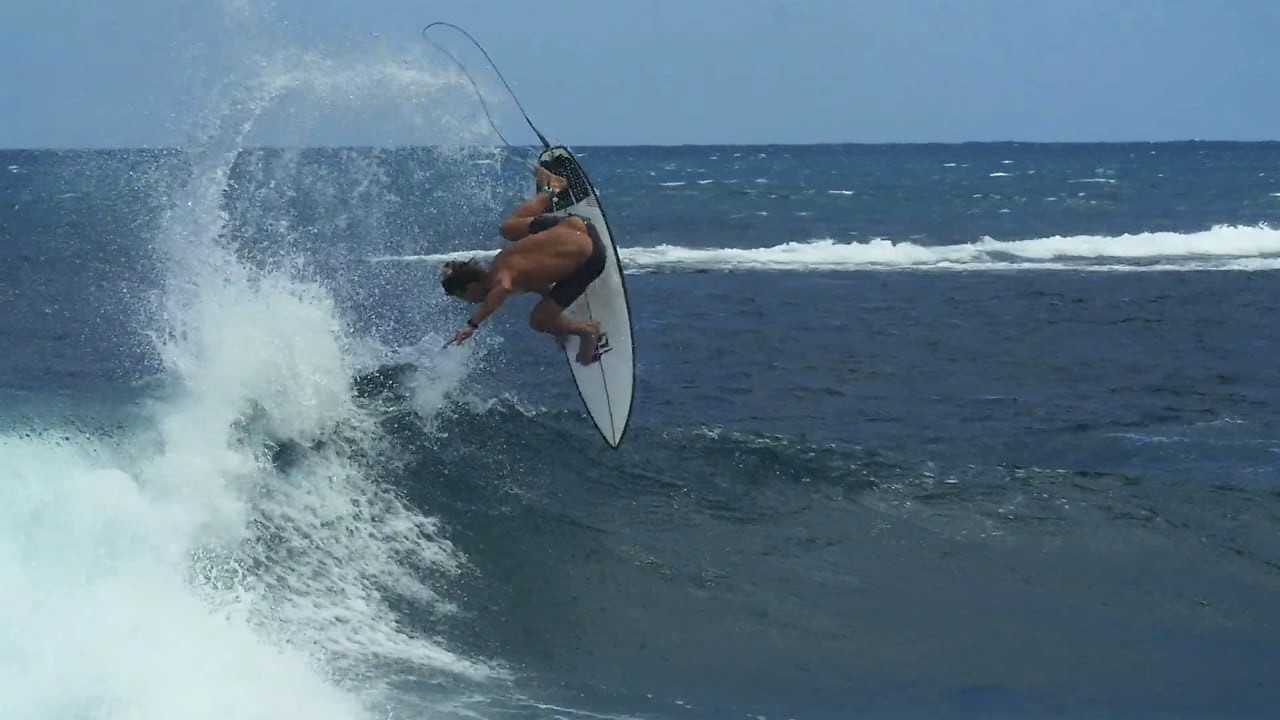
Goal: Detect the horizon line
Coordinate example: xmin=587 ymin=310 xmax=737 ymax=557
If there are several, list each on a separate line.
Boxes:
xmin=3 ymin=138 xmax=1279 ymax=153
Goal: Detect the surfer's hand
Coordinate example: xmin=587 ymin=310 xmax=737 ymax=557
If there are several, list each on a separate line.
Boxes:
xmin=447 ymin=325 xmax=475 ymax=346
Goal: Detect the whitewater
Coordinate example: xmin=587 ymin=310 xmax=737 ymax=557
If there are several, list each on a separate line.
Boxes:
xmin=0 ymin=16 xmax=516 ymax=720
xmin=372 ymin=223 xmax=1280 ymax=272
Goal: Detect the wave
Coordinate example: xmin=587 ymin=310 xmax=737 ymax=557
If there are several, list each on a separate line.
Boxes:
xmin=372 ymin=224 xmax=1280 ymax=273
xmin=0 ymin=17 xmax=515 ymax=720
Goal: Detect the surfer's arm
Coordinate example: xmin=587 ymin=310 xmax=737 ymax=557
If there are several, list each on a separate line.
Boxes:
xmin=467 ymin=274 xmax=514 ymax=328
xmin=446 ymin=274 xmax=514 ymax=347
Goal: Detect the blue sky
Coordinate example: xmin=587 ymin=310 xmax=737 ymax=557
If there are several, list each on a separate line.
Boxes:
xmin=1 ymin=0 xmax=1277 ymax=148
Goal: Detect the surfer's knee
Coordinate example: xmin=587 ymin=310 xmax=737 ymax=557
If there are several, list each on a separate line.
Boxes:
xmin=563 ymin=215 xmax=588 ymax=235
xmin=563 ymin=225 xmax=593 ymax=262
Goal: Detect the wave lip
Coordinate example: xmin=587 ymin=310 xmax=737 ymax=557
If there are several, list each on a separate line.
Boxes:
xmin=972 ymin=224 xmax=1280 ymax=261
xmin=622 ymin=224 xmax=1280 ymax=272
xmin=371 ymin=224 xmax=1280 ymax=273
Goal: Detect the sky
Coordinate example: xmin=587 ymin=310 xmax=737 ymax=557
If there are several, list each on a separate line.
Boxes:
xmin=1 ymin=0 xmax=1277 ymax=148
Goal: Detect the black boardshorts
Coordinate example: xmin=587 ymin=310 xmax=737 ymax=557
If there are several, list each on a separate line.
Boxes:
xmin=550 ymin=219 xmax=606 ymax=309
xmin=523 ymin=214 xmax=607 ymax=308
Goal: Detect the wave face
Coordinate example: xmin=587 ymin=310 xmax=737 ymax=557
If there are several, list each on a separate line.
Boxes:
xmin=319 ymin=391 xmax=1280 ymax=720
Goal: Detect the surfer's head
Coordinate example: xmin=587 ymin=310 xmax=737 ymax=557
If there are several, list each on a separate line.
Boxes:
xmin=440 ymin=259 xmax=487 ymax=302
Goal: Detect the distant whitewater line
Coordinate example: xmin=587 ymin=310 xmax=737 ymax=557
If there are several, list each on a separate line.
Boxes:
xmin=371 ymin=224 xmax=1280 ymax=272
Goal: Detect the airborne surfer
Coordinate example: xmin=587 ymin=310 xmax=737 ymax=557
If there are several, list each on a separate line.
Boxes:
xmin=440 ymin=164 xmax=607 ymax=365
xmin=424 ymin=20 xmax=634 ymax=447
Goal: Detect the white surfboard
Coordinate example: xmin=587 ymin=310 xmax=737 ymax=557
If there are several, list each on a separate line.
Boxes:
xmin=537 ymin=146 xmax=635 ymax=448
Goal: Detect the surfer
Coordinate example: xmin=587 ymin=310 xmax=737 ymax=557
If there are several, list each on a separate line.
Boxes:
xmin=441 ymin=164 xmax=606 ymax=365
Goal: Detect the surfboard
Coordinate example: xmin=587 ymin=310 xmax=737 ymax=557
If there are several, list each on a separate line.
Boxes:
xmin=537 ymin=146 xmax=635 ymax=448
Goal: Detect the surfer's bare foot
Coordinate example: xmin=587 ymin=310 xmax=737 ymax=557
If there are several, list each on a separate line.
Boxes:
xmin=575 ymin=321 xmax=602 ymax=365
xmin=535 ymin=165 xmax=568 ymax=192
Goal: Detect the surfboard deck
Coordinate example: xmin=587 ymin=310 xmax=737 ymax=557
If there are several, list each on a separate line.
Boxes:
xmin=537 ymin=146 xmax=635 ymax=448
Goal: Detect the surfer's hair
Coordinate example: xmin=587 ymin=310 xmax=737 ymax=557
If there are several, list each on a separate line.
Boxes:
xmin=440 ymin=259 xmax=485 ymax=296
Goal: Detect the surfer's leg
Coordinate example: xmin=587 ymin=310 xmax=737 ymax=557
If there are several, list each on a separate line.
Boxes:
xmin=499 ymin=167 xmax=569 ymax=241
xmin=529 ymin=298 xmax=596 ymax=336
xmin=534 ymin=164 xmax=567 ymax=194
xmin=502 ymin=219 xmax=592 ymax=266
xmin=574 ymin=327 xmax=602 ymax=366
xmin=533 ymin=225 xmax=607 ymax=364
xmin=530 ymin=297 xmax=601 ymax=365
xmin=542 ymin=224 xmax=605 ymax=308
xmin=499 ymin=194 xmax=555 ymax=240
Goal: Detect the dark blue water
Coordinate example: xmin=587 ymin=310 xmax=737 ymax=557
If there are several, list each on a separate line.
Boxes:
xmin=2 ymin=143 xmax=1279 ymax=720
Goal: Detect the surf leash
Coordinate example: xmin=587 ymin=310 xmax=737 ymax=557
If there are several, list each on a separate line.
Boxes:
xmin=421 ymin=21 xmax=553 ymax=155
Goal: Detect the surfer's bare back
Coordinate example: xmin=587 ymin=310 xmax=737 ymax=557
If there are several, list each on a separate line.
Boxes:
xmin=440 ymin=165 xmax=606 ymax=365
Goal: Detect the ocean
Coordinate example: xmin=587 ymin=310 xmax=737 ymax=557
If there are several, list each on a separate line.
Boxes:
xmin=2 ymin=134 xmax=1279 ymax=720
